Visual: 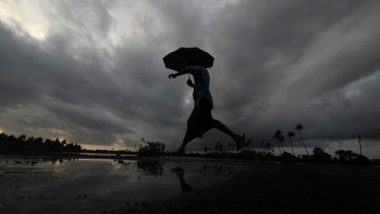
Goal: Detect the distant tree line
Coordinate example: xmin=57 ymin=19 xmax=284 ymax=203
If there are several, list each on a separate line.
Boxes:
xmin=184 ymin=147 xmax=373 ymax=165
xmin=180 ymin=123 xmax=375 ymax=165
xmin=0 ymin=132 xmax=81 ymax=154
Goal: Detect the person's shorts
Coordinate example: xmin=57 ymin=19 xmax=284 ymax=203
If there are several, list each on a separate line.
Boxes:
xmin=186 ymin=99 xmax=215 ymax=138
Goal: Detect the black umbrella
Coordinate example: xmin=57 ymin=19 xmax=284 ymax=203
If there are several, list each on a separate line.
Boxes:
xmin=163 ymin=47 xmax=214 ymax=72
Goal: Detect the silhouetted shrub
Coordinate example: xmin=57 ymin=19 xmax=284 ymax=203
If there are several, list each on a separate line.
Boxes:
xmin=334 ymin=149 xmax=371 ymax=165
xmin=310 ymin=147 xmax=332 ymax=163
xmin=372 ymin=159 xmax=380 ymax=166
xmin=354 ymin=154 xmax=371 ymax=165
xmin=137 ymin=141 xmax=166 ymax=157
xmin=279 ymin=152 xmax=298 ymax=162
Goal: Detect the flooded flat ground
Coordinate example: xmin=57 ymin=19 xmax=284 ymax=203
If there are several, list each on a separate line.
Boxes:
xmin=0 ymin=156 xmax=255 ymax=214
xmin=113 ymin=162 xmax=380 ymax=214
xmin=3 ymin=157 xmax=380 ymax=214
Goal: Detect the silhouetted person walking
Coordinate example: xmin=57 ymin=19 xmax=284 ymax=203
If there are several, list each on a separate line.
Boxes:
xmin=169 ymin=61 xmax=245 ymax=155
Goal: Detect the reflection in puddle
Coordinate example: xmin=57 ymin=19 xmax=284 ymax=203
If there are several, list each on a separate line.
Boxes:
xmin=0 ymin=157 xmax=253 ymax=213
xmin=136 ymin=160 xmax=165 ymax=176
xmin=171 ymin=167 xmax=193 ymax=192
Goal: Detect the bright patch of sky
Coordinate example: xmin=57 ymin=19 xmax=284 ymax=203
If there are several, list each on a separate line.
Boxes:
xmin=0 ymin=1 xmax=50 ymax=40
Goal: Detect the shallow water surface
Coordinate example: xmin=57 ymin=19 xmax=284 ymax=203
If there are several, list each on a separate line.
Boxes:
xmin=0 ymin=157 xmax=253 ymax=214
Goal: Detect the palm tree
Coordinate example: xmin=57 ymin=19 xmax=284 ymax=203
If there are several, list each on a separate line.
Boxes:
xmin=273 ymin=130 xmax=285 ymax=154
xmin=345 ymin=150 xmax=355 ymax=161
xmin=214 ymin=142 xmax=223 ymax=153
xmin=246 ymin=138 xmax=252 ymax=147
xmin=227 ymin=143 xmax=234 ymax=152
xmin=260 ymin=141 xmax=265 ymax=153
xmin=295 ymin=124 xmax=309 ymax=156
xmin=203 ymin=146 xmax=208 ymax=154
xmin=265 ymin=142 xmax=272 ymax=153
xmin=357 ymin=135 xmax=362 ymax=156
xmin=287 ymin=132 xmax=295 ymax=156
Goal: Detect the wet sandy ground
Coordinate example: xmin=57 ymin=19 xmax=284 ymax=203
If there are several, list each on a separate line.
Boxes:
xmin=0 ymin=157 xmax=254 ymax=214
xmin=108 ymin=163 xmax=380 ymax=214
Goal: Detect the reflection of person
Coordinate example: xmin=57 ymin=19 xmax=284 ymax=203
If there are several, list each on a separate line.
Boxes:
xmin=169 ymin=61 xmax=245 ymax=155
xmin=171 ymin=167 xmax=193 ymax=192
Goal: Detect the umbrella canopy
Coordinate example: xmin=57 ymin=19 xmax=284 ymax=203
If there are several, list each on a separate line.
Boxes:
xmin=163 ymin=47 xmax=214 ymax=72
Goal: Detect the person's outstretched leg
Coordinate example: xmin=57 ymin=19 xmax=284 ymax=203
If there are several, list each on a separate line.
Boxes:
xmin=213 ymin=119 xmax=245 ymax=150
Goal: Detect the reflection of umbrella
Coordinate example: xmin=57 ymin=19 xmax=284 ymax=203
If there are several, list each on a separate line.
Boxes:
xmin=163 ymin=47 xmax=214 ymax=72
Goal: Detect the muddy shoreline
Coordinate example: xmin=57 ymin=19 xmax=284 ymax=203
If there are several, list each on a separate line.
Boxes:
xmin=108 ymin=163 xmax=380 ymax=214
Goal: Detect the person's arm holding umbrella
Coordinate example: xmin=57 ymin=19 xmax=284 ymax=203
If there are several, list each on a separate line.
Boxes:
xmin=168 ymin=66 xmax=194 ymax=79
xmin=168 ymin=66 xmax=195 ymax=87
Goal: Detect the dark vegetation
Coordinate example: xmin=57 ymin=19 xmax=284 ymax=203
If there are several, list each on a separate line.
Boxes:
xmin=137 ymin=138 xmax=166 ymax=157
xmin=182 ymin=123 xmax=373 ymax=165
xmin=0 ymin=123 xmax=377 ymax=166
xmin=0 ymin=132 xmax=81 ymax=155
xmin=183 ymin=148 xmax=372 ymax=165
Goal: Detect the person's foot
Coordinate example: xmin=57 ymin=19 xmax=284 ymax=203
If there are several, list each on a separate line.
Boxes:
xmin=235 ymin=134 xmax=246 ymax=151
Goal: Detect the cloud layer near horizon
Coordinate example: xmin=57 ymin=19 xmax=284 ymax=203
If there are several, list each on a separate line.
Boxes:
xmin=0 ymin=0 xmax=380 ymax=155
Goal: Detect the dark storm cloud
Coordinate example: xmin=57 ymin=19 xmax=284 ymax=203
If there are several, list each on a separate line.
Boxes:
xmin=208 ymin=1 xmax=366 ymax=107
xmin=0 ymin=23 xmax=43 ymax=106
xmin=0 ymin=21 xmax=131 ymax=141
xmin=204 ymin=1 xmax=380 ymax=138
xmin=0 ymin=1 xmax=188 ymax=146
xmin=1 ymin=0 xmax=380 ymax=154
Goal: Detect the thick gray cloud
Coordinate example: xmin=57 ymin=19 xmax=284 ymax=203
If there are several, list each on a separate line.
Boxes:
xmin=0 ymin=0 xmax=379 ymax=156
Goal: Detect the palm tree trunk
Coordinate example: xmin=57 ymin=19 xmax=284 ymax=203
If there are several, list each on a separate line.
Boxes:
xmin=290 ymin=138 xmax=295 ymax=156
xmin=281 ymin=142 xmax=285 ymax=153
xmin=299 ymin=133 xmax=309 ymax=156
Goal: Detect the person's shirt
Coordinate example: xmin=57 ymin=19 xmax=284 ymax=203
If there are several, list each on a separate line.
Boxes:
xmin=181 ymin=65 xmax=213 ymax=109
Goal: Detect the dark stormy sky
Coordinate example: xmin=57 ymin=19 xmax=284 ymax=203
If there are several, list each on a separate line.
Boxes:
xmin=1 ymin=0 xmax=380 ymax=157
